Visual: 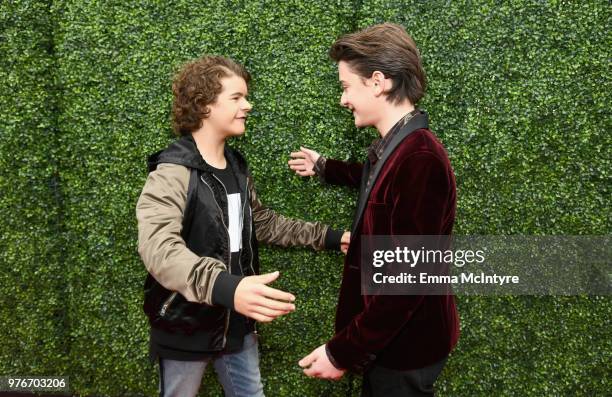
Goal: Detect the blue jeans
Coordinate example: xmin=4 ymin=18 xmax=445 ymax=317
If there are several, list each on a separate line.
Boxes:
xmin=158 ymin=333 xmax=264 ymax=397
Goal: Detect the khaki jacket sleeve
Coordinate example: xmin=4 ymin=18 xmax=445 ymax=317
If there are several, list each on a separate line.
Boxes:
xmin=248 ymin=175 xmax=330 ymax=250
xmin=136 ymin=163 xmax=227 ymax=305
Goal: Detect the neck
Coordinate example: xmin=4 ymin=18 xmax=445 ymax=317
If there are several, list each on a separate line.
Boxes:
xmin=191 ymin=126 xmax=226 ymax=168
xmin=375 ymin=102 xmax=416 ymax=138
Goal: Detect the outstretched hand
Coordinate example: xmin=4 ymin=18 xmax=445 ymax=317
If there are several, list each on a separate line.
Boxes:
xmin=234 ymin=271 xmax=296 ymax=323
xmin=288 ymin=146 xmax=321 ymax=177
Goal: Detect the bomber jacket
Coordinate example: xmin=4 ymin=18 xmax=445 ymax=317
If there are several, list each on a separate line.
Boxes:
xmin=136 ymin=135 xmax=342 ymax=358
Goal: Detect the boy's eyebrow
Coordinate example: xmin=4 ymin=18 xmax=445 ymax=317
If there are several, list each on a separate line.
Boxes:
xmin=230 ymin=92 xmax=246 ymax=96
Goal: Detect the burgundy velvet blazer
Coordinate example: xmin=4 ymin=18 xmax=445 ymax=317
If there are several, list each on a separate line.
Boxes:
xmin=325 ymin=112 xmax=460 ymax=372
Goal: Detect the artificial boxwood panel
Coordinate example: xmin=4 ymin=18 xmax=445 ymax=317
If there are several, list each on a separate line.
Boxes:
xmin=54 ymin=0 xmax=358 ymax=395
xmin=0 ymin=0 xmax=609 ymax=395
xmin=357 ymin=2 xmax=611 ymax=395
xmin=0 ymin=0 xmax=68 ymax=378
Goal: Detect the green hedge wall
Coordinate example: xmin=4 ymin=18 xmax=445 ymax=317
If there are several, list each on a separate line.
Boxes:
xmin=0 ymin=0 xmax=69 ymax=378
xmin=1 ymin=1 xmax=610 ymax=396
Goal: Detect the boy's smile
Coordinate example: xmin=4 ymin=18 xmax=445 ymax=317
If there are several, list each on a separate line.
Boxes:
xmin=338 ymin=60 xmax=378 ymax=128
xmin=204 ymin=73 xmax=252 ymax=138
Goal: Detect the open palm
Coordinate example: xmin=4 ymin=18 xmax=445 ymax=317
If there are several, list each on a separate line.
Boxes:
xmin=288 ymin=146 xmax=320 ymax=177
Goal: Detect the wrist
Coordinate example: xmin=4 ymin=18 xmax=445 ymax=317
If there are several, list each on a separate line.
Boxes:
xmin=324 ymin=228 xmax=344 ymax=251
xmin=325 ymin=344 xmax=342 ymax=370
xmin=313 ymin=156 xmax=327 ymax=176
xmin=212 ymin=271 xmax=244 ymax=310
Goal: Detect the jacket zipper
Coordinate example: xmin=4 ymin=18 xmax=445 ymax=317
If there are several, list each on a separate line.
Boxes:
xmin=201 ymin=175 xmax=232 ymax=349
xmin=242 ymin=177 xmax=257 ymax=334
xmin=245 ymin=176 xmax=258 ymax=335
xmin=160 ymin=291 xmax=178 ymax=317
xmin=245 ymin=177 xmax=256 ymax=276
xmin=234 ymin=176 xmax=246 ymax=278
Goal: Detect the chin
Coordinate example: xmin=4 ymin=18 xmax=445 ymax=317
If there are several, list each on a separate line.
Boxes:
xmin=352 ymin=112 xmax=367 ymax=128
xmin=354 ymin=114 xmax=374 ymax=128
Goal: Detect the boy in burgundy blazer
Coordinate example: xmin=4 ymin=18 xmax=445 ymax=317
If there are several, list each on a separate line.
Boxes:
xmin=290 ymin=23 xmax=459 ymax=396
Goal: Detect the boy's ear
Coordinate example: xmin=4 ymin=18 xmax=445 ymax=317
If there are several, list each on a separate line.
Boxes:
xmin=371 ymin=70 xmax=386 ymax=97
xmin=197 ymin=111 xmax=208 ymax=129
xmin=200 ymin=105 xmax=210 ymax=120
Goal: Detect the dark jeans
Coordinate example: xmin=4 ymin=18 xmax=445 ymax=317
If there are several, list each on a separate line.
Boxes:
xmin=361 ymin=356 xmax=448 ymax=397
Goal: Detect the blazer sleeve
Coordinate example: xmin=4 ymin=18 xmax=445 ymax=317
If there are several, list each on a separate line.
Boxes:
xmin=326 ymin=151 xmax=453 ymax=371
xmin=322 ymin=158 xmax=364 ymax=189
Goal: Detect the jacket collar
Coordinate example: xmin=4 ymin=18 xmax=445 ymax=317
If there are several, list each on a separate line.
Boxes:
xmin=148 ymin=135 xmax=246 ymax=174
xmin=367 ymin=108 xmax=421 ymax=165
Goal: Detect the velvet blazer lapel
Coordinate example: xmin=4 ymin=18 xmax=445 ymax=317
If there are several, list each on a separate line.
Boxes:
xmin=351 ymin=111 xmax=429 ymax=235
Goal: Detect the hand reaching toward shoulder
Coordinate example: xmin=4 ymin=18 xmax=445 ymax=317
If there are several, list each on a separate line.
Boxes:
xmin=288 ymin=146 xmax=321 ymax=177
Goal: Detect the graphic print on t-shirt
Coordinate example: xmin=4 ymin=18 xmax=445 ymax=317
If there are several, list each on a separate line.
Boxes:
xmin=212 ymin=165 xmax=243 ymax=255
xmin=226 ymin=192 xmax=242 ymax=253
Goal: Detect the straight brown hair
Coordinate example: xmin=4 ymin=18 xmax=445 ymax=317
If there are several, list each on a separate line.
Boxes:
xmin=329 ymin=22 xmax=426 ymax=105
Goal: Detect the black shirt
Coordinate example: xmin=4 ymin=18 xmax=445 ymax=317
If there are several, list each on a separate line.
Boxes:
xmin=209 ymin=163 xmax=251 ymax=354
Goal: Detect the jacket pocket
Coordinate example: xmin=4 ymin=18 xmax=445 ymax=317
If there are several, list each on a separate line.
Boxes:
xmin=159 ymin=292 xmax=178 ymax=317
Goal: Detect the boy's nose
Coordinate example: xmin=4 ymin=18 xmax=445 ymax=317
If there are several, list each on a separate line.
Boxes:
xmin=340 ymin=93 xmax=348 ymax=107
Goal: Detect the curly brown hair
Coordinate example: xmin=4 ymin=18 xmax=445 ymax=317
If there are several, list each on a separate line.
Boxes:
xmin=171 ymin=55 xmax=251 ymax=136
